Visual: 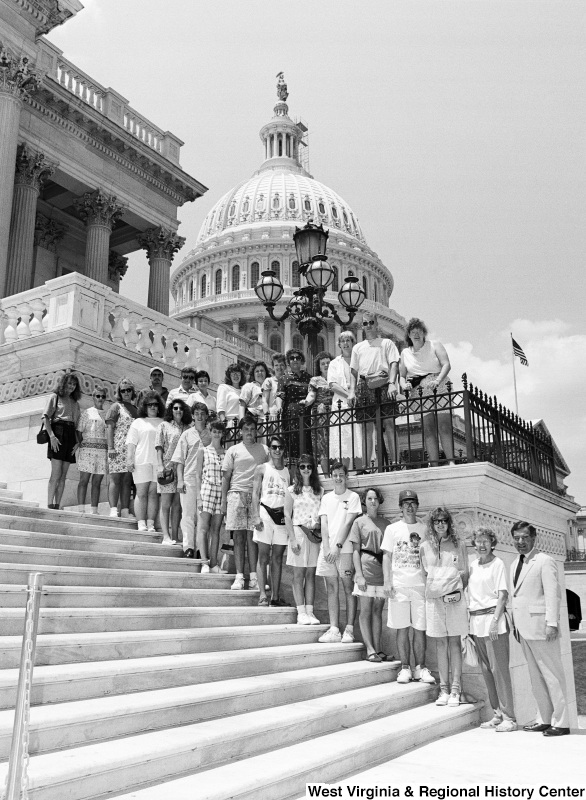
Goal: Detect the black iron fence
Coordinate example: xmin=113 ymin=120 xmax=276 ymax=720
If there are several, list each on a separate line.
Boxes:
xmin=224 ymin=373 xmax=557 ymax=492
xmin=566 ymin=549 xmax=586 ymax=563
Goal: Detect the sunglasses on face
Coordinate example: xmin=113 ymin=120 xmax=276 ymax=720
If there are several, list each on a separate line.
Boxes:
xmin=94 ymin=395 xmax=106 ymax=400
xmin=299 ymin=464 xmax=312 ymax=470
xmin=270 ymin=444 xmax=284 ymax=450
xmin=172 ymin=407 xmax=183 ymax=412
xmin=362 ymin=320 xmax=376 ymax=327
xmin=121 ymin=387 xmax=133 ymax=392
xmin=434 ymin=519 xmax=449 ymax=525
xmin=147 ymin=403 xmax=159 ymax=408
xmin=289 ymin=356 xmax=302 ymax=361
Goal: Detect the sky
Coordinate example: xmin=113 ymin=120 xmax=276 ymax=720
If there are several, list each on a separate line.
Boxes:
xmin=47 ymin=1 xmax=586 ymax=503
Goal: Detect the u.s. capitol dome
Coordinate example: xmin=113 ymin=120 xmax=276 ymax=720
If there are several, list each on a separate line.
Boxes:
xmin=171 ymin=78 xmax=405 ymax=357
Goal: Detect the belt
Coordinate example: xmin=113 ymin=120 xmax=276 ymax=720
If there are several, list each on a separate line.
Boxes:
xmin=469 ymin=606 xmax=497 ymax=617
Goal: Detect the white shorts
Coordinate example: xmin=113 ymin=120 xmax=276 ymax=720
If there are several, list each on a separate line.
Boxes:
xmin=353 ymin=584 xmax=386 ymax=598
xmin=286 ymin=527 xmax=320 ymax=568
xmin=387 ymin=586 xmax=426 ymax=631
xmin=316 ymin=550 xmax=354 ymax=579
xmin=425 ymin=596 xmax=468 ymax=637
xmin=252 ymin=507 xmax=288 ymax=546
xmin=133 ymin=463 xmax=158 ymax=485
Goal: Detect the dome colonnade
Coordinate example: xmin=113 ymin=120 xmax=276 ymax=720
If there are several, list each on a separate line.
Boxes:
xmin=171 ymin=75 xmax=405 ymax=355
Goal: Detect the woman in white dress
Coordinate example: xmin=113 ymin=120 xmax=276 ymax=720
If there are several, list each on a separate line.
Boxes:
xmin=76 ymin=385 xmax=108 ymax=514
xmin=217 ymin=363 xmax=244 ymax=442
xmin=327 ymin=330 xmax=362 ymax=468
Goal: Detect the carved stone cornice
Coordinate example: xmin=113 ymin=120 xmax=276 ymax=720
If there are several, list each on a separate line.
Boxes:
xmin=0 ymin=43 xmax=40 ymax=99
xmin=74 ymin=189 xmax=126 ymax=230
xmin=11 ymin=0 xmax=80 ymax=37
xmin=14 ymin=143 xmax=56 ymax=189
xmin=138 ymin=227 xmax=185 ymax=262
xmin=108 ymin=251 xmax=128 ymax=282
xmin=34 ymin=212 xmax=65 ymax=252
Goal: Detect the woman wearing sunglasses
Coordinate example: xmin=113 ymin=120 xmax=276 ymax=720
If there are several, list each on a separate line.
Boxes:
xmin=251 ymin=434 xmax=290 ymax=606
xmin=155 ymin=399 xmax=192 ymax=544
xmin=105 ymin=378 xmax=139 ymax=518
xmin=284 ymin=454 xmax=323 ymax=625
xmin=277 ymin=349 xmax=312 ymax=461
xmin=420 ymin=507 xmax=469 ymax=707
xmin=76 ymin=385 xmax=109 ymax=514
xmin=126 ymin=392 xmax=165 ymax=532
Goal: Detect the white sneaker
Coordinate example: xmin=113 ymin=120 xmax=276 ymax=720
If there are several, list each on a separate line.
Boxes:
xmin=307 ymin=613 xmax=321 ymax=625
xmin=414 ymin=665 xmax=436 ymax=684
xmin=480 ymin=715 xmax=503 ymax=729
xmin=109 ymin=508 xmax=119 ymax=518
xmin=436 ymin=690 xmax=450 ymax=706
xmin=318 ymin=627 xmax=342 ymax=643
xmin=248 ymin=576 xmax=259 ymax=590
xmin=297 ymin=612 xmax=312 ymax=625
xmin=495 ymin=719 xmax=517 ymax=732
xmin=137 ymin=521 xmax=147 ymax=532
xmin=210 ymin=565 xmax=221 ymax=574
xmin=341 ymin=628 xmax=355 ymax=643
xmin=396 ymin=667 xmax=412 ymax=684
xmin=201 ymin=564 xmax=210 ymax=574
xmin=231 ymin=576 xmax=245 ymax=590
xmin=447 ymin=692 xmax=460 ymax=707
xmin=147 ymin=522 xmax=156 ymax=532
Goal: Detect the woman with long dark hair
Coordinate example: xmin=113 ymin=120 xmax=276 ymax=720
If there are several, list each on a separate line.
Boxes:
xmin=284 ymin=453 xmax=323 ymax=625
xmin=420 ymin=506 xmax=469 ymax=707
xmin=155 ymin=398 xmax=192 ymax=544
xmin=304 ymin=351 xmax=334 ymax=477
xmin=43 ymin=372 xmax=82 ymax=509
xmin=277 ymin=349 xmax=312 ymax=461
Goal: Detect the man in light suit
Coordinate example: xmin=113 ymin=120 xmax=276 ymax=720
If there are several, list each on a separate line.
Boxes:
xmin=510 ymin=521 xmax=569 ymax=736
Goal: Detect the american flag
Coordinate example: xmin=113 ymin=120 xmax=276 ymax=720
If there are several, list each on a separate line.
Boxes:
xmin=512 ymin=337 xmax=528 ymax=366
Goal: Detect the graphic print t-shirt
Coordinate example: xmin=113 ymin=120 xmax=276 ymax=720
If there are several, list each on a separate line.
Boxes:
xmin=381 ymin=519 xmax=427 ymax=589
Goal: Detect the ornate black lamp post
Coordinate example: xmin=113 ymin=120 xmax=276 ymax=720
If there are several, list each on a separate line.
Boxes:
xmin=254 ymin=220 xmax=366 ymax=366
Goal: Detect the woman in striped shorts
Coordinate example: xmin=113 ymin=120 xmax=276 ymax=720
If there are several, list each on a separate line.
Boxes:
xmin=194 ymin=419 xmax=226 ymax=573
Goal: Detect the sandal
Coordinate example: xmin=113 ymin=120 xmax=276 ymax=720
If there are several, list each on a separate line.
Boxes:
xmin=366 ymin=653 xmax=382 ymax=663
xmin=270 ymin=598 xmax=288 ymax=607
xmin=377 ymin=652 xmax=387 ymax=661
xmin=258 ymin=596 xmax=269 ymax=606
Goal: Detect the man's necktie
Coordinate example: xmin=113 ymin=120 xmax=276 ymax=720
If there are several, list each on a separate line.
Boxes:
xmin=513 ymin=554 xmax=525 ymax=587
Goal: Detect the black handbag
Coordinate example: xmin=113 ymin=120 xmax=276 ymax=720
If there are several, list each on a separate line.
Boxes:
xmin=157 ymin=467 xmax=175 ymax=486
xmin=299 ymin=524 xmax=322 ymax=544
xmin=260 ymin=503 xmax=285 ymax=526
xmin=36 ymin=424 xmax=49 ymax=445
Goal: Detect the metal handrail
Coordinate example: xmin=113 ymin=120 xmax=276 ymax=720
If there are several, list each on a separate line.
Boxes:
xmin=2 ymin=573 xmax=44 ymax=800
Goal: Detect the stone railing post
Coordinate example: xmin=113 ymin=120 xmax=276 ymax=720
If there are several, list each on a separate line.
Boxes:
xmin=6 ymin=144 xmax=56 ymax=295
xmin=74 ymin=190 xmax=126 ymax=285
xmin=0 ymin=43 xmax=40 ymax=294
xmin=138 ymin=227 xmax=185 ymax=316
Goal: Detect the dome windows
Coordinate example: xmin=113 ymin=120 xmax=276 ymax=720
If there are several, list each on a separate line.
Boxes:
xmin=269 ymin=333 xmax=282 ymax=352
xmin=332 ymin=266 xmax=339 ymax=292
xmin=215 ymin=269 xmax=222 ymax=295
xmin=318 ymin=200 xmax=326 ymax=215
xmin=272 ymin=193 xmax=281 ymax=210
xmin=229 ymin=201 xmax=236 ymax=218
xmin=303 ymin=196 xmax=312 ymax=212
xmin=201 ymin=273 xmax=207 ymax=298
xmin=288 ymin=194 xmax=296 ymax=211
xmin=292 ymin=260 xmax=300 ymax=288
xmin=242 ymin=197 xmax=250 ymax=214
xmin=331 ymin=205 xmax=338 ymax=219
xmin=250 ymin=261 xmax=260 ymax=287
xmin=232 ymin=264 xmax=240 ymax=292
xmin=271 ymin=260 xmax=281 ymax=279
xmin=362 ymin=275 xmax=368 ymax=299
xmin=342 ymin=210 xmax=349 ymax=227
xmin=292 ymin=333 xmax=304 ymax=352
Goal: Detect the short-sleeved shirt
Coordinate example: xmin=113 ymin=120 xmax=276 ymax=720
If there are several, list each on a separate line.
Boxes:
xmin=190 ymin=390 xmax=216 ymax=413
xmin=262 ymin=375 xmax=279 ymax=413
xmin=222 ymin=442 xmax=269 ymax=494
xmin=240 ymin=382 xmax=264 ymax=416
xmin=171 ymin=427 xmax=202 ymax=485
xmin=468 ymin=556 xmax=508 ymax=637
xmin=125 ymin=417 xmax=163 ymax=466
xmin=217 ymin=384 xmax=241 ymax=418
xmin=166 ymin=386 xmax=198 ymax=408
xmin=105 ymin=401 xmax=138 ymax=425
xmin=381 ymin=519 xmax=427 ymax=589
xmin=43 ymin=393 xmax=81 ymax=425
xmin=318 ymin=489 xmax=362 ymax=553
xmin=350 ymin=338 xmax=399 ymax=379
xmin=349 ymin=515 xmax=387 ymax=585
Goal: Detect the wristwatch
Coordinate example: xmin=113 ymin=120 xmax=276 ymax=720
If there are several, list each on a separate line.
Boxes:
xmin=336 ymin=543 xmax=343 ymax=549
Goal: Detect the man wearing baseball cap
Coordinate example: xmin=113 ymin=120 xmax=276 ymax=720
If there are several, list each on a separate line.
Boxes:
xmin=137 ymin=367 xmax=169 ymax=408
xmin=381 ymin=488 xmax=436 ymax=685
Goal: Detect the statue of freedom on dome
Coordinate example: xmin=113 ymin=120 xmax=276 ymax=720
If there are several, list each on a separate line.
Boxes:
xmin=276 ymin=71 xmax=288 ymax=102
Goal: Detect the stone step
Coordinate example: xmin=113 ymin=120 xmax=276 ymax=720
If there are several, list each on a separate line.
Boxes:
xmin=0 ymin=512 xmax=160 ymax=543
xmin=0 ymin=682 xmax=434 ymax=800
xmin=0 ymin=642 xmax=364 ymax=709
xmin=0 ymin=496 xmax=38 ymax=508
xmin=0 ymin=542 xmax=208 ymax=573
xmin=0 ymin=562 xmax=233 ymax=590
xmin=112 ymin=702 xmax=480 ymax=800
xmin=0 ymin=488 xmax=23 ymax=501
xmin=0 ymin=528 xmax=183 ymax=559
xmin=0 ymin=501 xmax=136 ymax=529
xmin=0 ymin=603 xmax=277 ymax=635
xmin=0 ymin=622 xmax=329 ymax=668
xmin=0 ymin=584 xmax=252 ymax=609
xmin=0 ymin=660 xmax=398 ymax=757
xmin=0 ymin=528 xmax=182 ymax=558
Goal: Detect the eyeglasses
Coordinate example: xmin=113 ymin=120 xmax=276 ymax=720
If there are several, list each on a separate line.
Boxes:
xmin=362 ymin=320 xmax=376 ymax=327
xmin=94 ymin=394 xmax=106 ymax=400
xmin=434 ymin=519 xmax=449 ymax=525
xmin=299 ymin=464 xmax=312 ymax=470
xmin=270 ymin=444 xmax=284 ymax=450
xmin=289 ymin=355 xmax=302 ymax=361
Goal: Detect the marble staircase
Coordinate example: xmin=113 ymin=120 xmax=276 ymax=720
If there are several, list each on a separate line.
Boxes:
xmin=0 ymin=489 xmax=480 ymax=799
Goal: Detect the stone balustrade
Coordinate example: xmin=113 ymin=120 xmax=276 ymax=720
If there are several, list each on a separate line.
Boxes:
xmin=37 ymin=39 xmax=183 ymax=165
xmin=195 ymin=315 xmax=276 ymax=363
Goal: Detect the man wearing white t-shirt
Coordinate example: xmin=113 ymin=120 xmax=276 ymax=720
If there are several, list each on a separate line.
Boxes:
xmin=316 ymin=462 xmax=362 ymax=643
xmin=382 ymin=488 xmax=436 ymax=685
xmin=347 ymin=312 xmax=399 ymax=469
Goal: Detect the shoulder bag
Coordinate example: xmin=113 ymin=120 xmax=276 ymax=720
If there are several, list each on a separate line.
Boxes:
xmin=37 ymin=394 xmax=57 ymax=444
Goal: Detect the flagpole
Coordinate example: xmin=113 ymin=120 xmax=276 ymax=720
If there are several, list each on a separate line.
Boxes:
xmin=511 ymin=333 xmax=519 ymax=415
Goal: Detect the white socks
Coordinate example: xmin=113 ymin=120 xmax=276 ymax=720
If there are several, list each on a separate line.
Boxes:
xmin=297 ymin=605 xmax=307 ymax=615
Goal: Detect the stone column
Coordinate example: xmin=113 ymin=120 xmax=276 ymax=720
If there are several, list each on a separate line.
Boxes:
xmin=108 ymin=250 xmax=129 ymax=294
xmin=32 ymin=212 xmax=65 ymax=287
xmin=257 ymin=318 xmax=266 ymax=345
xmin=137 ymin=227 xmax=185 ymax=316
xmin=5 ymin=144 xmax=56 ymax=295
xmin=0 ymin=45 xmax=40 ymax=295
xmin=284 ymin=319 xmax=292 ymax=352
xmin=232 ymin=318 xmax=240 ymax=333
xmin=74 ymin=190 xmax=126 ymax=285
